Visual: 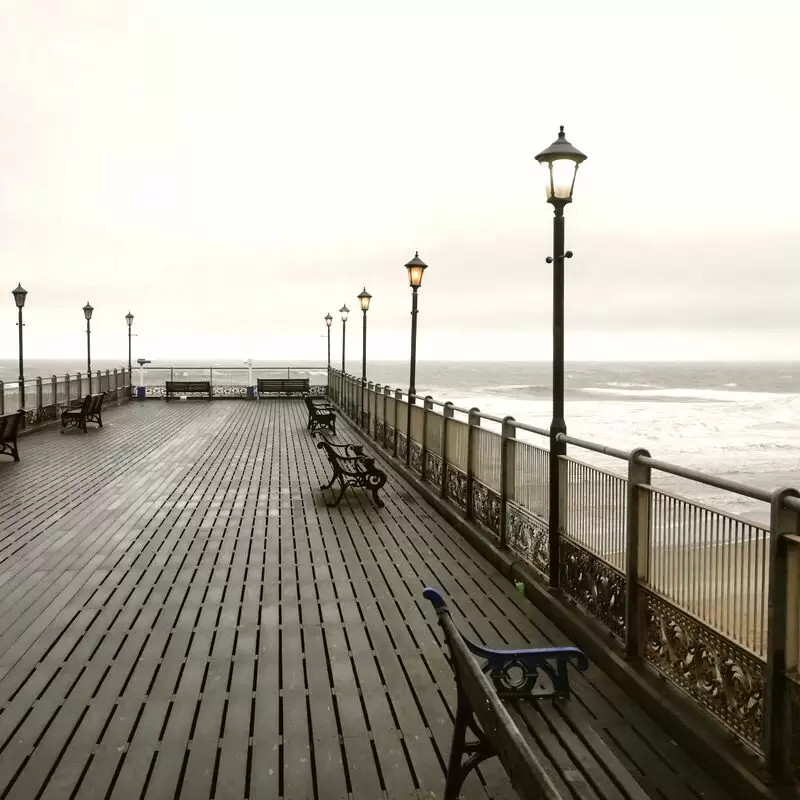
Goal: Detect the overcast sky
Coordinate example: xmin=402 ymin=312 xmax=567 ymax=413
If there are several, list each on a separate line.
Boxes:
xmin=1 ymin=0 xmax=798 ymax=363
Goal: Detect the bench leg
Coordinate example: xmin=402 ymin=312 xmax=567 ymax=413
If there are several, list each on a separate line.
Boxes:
xmin=445 ymin=693 xmax=494 ymax=800
xmin=325 ymin=479 xmax=347 ymax=508
xmin=320 ymin=469 xmax=336 ymax=490
xmin=371 ymin=488 xmax=385 ymax=508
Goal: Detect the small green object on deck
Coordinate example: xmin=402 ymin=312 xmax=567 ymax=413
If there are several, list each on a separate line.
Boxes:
xmin=515 ymin=581 xmax=525 ymax=596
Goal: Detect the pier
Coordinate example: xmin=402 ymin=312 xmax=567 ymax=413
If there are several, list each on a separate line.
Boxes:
xmin=0 ymin=377 xmax=797 ymax=798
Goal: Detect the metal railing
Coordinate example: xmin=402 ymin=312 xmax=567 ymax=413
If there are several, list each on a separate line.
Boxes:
xmin=0 ymin=368 xmax=133 ymax=430
xmin=136 ymin=365 xmax=328 ymax=397
xmin=328 ymin=368 xmax=800 ymax=779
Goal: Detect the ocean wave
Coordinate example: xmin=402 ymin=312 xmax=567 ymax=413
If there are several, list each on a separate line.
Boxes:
xmin=578 ymin=386 xmax=796 ymax=403
xmin=481 ymin=384 xmax=552 ymax=396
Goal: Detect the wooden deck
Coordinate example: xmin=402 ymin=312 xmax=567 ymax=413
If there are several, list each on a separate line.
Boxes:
xmin=0 ymin=399 xmax=735 ymax=799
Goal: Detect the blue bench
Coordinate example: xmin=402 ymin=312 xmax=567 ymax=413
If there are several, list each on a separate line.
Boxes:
xmin=424 ymin=588 xmax=649 ymax=799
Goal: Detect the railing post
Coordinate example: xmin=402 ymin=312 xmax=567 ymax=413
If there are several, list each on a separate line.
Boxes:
xmin=51 ymin=375 xmax=58 ymax=411
xmin=0 ymin=381 xmax=5 ymax=415
xmin=373 ymin=383 xmax=380 ymax=440
xmin=422 ymin=396 xmax=433 ymax=481
xmin=763 ymin=487 xmax=800 ymax=779
xmin=366 ymin=381 xmax=374 ymax=433
xmin=394 ymin=389 xmax=402 ymax=459
xmin=466 ymin=408 xmax=481 ymax=519
xmin=382 ymin=385 xmax=390 ymax=448
xmin=441 ymin=402 xmax=454 ymax=498
xmin=36 ymin=376 xmax=43 ymax=415
xmin=499 ymin=416 xmax=516 ymax=548
xmin=624 ymin=448 xmax=652 ymax=659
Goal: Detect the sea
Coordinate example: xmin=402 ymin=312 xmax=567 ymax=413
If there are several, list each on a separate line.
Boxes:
xmin=2 ymin=358 xmax=797 ymax=524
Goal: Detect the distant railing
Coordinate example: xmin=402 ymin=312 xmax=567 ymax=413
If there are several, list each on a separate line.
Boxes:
xmin=137 ymin=365 xmax=328 ymax=397
xmin=0 ymin=368 xmax=133 ymax=430
xmin=328 ymin=368 xmax=800 ymax=781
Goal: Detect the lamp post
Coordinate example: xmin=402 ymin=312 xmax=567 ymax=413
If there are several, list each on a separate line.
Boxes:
xmin=339 ymin=305 xmax=349 ymax=373
xmin=534 ymin=125 xmax=587 ymax=587
xmin=357 ymin=288 xmax=372 ymax=428
xmin=405 ymin=251 xmax=428 ymax=464
xmin=83 ymin=302 xmax=94 ymax=393
xmin=324 ymin=312 xmax=333 ymax=370
xmin=12 ymin=284 xmax=27 ymax=410
xmin=125 ymin=311 xmax=134 ymax=378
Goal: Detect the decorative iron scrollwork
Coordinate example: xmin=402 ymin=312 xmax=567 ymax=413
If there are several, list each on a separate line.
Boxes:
xmin=643 ymin=589 xmax=765 ymax=749
xmin=426 ymin=453 xmax=443 ymax=490
xmin=506 ymin=504 xmax=549 ymax=576
xmin=409 ymin=441 xmax=423 ymax=475
xmin=384 ymin=425 xmax=395 ymax=451
xmin=212 ymin=386 xmax=248 ymax=397
xmin=398 ymin=433 xmax=408 ymax=461
xmin=560 ymin=538 xmax=626 ymax=641
xmin=446 ymin=466 xmax=468 ymax=511
xmin=375 ymin=420 xmax=384 ymax=445
xmin=471 ymin=481 xmax=501 ymax=538
xmin=308 ymin=384 xmax=328 ymax=396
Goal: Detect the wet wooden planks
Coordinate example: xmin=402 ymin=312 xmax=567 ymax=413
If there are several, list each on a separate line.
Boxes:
xmin=0 ymin=399 xmax=732 ymax=799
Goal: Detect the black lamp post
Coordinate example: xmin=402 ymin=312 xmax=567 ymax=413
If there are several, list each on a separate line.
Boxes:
xmin=12 ymin=284 xmax=28 ymax=410
xmin=125 ymin=311 xmax=134 ymax=378
xmin=357 ymin=288 xmax=372 ymax=428
xmin=535 ymin=125 xmax=587 ymax=587
xmin=83 ymin=302 xmax=94 ymax=393
xmin=405 ymin=251 xmax=428 ymax=463
xmin=324 ymin=312 xmax=333 ymax=370
xmin=339 ymin=305 xmax=349 ymax=373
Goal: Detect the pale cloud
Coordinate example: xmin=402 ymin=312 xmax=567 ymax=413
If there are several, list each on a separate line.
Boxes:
xmin=1 ymin=1 xmax=798 ymax=361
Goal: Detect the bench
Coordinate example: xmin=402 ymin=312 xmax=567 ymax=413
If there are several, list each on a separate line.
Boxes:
xmin=424 ymin=588 xmax=650 ymax=800
xmin=165 ymin=380 xmax=212 ymax=400
xmin=257 ymin=378 xmax=310 ymax=397
xmin=317 ymin=438 xmax=387 ymax=507
xmin=304 ymin=395 xmax=336 ymax=435
xmin=0 ymin=410 xmax=24 ymax=461
xmin=61 ymin=393 xmax=106 ymax=433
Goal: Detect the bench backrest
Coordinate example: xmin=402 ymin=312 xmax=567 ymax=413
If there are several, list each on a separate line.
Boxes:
xmin=89 ymin=393 xmax=106 ymax=412
xmin=0 ymin=410 xmax=24 ymax=442
xmin=258 ymin=378 xmax=310 ymax=390
xmin=165 ymin=381 xmax=210 ymax=392
xmin=424 ymin=588 xmax=565 ymax=800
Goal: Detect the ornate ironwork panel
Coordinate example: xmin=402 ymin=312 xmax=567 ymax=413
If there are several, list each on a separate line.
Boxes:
xmin=384 ymin=425 xmax=395 ymax=451
xmin=409 ymin=441 xmax=423 ymax=475
xmin=23 ymin=408 xmax=42 ymax=427
xmin=506 ymin=504 xmax=549 ymax=577
xmin=398 ymin=433 xmax=408 ymax=461
xmin=144 ymin=386 xmax=167 ymax=398
xmin=471 ymin=480 xmax=501 ymax=538
xmin=643 ymin=589 xmax=765 ymax=750
xmin=308 ymin=384 xmax=328 ymax=396
xmin=212 ymin=386 xmax=248 ymax=398
xmin=375 ymin=419 xmax=384 ymax=445
xmin=426 ymin=453 xmax=443 ymax=491
xmin=40 ymin=404 xmax=59 ymax=422
xmin=446 ymin=465 xmax=468 ymax=511
xmin=560 ymin=538 xmax=626 ymax=642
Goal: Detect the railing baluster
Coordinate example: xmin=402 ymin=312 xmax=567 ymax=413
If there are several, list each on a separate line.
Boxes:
xmin=441 ymin=402 xmax=454 ymax=498
xmin=466 ymin=408 xmax=480 ymax=520
xmin=499 ymin=416 xmax=516 ymax=549
xmin=422 ymin=396 xmax=433 ymax=482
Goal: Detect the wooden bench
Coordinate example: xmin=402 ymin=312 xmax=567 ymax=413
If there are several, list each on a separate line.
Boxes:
xmin=0 ymin=410 xmax=24 ymax=462
xmin=165 ymin=380 xmax=212 ymax=400
xmin=61 ymin=393 xmax=106 ymax=433
xmin=424 ymin=587 xmax=651 ymax=800
xmin=317 ymin=438 xmax=387 ymax=507
xmin=304 ymin=395 xmax=336 ymax=435
xmin=257 ymin=377 xmax=310 ymax=397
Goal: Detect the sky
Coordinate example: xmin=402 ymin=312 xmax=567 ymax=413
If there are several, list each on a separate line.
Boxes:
xmin=1 ymin=0 xmax=799 ymax=363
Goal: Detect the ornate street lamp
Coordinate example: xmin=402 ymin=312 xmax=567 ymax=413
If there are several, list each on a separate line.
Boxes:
xmin=405 ymin=251 xmax=428 ymax=464
xmin=534 ymin=125 xmax=587 ymax=587
xmin=12 ymin=284 xmax=27 ymax=411
xmin=339 ymin=304 xmax=349 ymax=373
xmin=357 ymin=288 xmax=372 ymax=428
xmin=324 ymin=312 xmax=333 ymax=370
xmin=125 ymin=311 xmax=134 ymax=381
xmin=83 ymin=302 xmax=94 ymax=393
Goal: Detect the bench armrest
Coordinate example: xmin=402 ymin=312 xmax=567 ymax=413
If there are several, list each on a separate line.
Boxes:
xmin=423 ymin=587 xmax=589 ymax=699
